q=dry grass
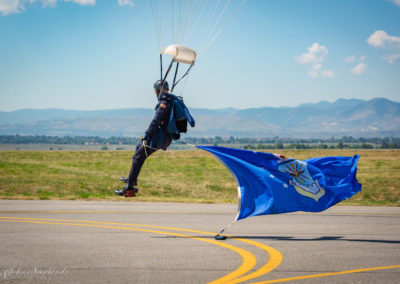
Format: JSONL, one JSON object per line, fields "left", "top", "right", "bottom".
{"left": 0, "top": 149, "right": 399, "bottom": 205}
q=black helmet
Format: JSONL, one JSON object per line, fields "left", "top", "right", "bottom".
{"left": 153, "top": 80, "right": 169, "bottom": 93}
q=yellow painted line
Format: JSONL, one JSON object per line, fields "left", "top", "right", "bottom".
{"left": 252, "top": 265, "right": 400, "bottom": 284}
{"left": 227, "top": 238, "right": 282, "bottom": 284}
{"left": 0, "top": 216, "right": 283, "bottom": 283}
{"left": 0, "top": 216, "right": 235, "bottom": 234}
{"left": 317, "top": 212, "right": 400, "bottom": 216}
{"left": 0, "top": 218, "right": 256, "bottom": 284}
{"left": 1, "top": 210, "right": 399, "bottom": 216}
{"left": 0, "top": 210, "right": 234, "bottom": 214}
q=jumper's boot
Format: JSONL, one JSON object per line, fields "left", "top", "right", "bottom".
{"left": 120, "top": 176, "right": 128, "bottom": 184}
{"left": 114, "top": 185, "right": 139, "bottom": 197}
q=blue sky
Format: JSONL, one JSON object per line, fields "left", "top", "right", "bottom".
{"left": 0, "top": 0, "right": 399, "bottom": 111}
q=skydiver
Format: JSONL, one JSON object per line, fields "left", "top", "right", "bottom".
{"left": 114, "top": 80, "right": 173, "bottom": 197}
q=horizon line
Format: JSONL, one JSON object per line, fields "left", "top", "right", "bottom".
{"left": 1, "top": 97, "right": 397, "bottom": 113}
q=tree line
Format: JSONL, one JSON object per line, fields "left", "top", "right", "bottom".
{"left": 1, "top": 135, "right": 399, "bottom": 149}
{"left": 183, "top": 136, "right": 400, "bottom": 149}
{"left": 0, "top": 135, "right": 140, "bottom": 145}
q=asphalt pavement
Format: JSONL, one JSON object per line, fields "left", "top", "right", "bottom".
{"left": 0, "top": 200, "right": 399, "bottom": 283}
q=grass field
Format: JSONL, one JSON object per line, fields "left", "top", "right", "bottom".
{"left": 0, "top": 149, "right": 399, "bottom": 205}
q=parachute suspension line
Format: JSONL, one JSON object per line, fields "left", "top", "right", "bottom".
{"left": 159, "top": 0, "right": 164, "bottom": 51}
{"left": 200, "top": 0, "right": 247, "bottom": 56}
{"left": 186, "top": 0, "right": 209, "bottom": 43}
{"left": 162, "top": 61, "right": 174, "bottom": 85}
{"left": 200, "top": 0, "right": 231, "bottom": 52}
{"left": 171, "top": 0, "right": 174, "bottom": 43}
{"left": 160, "top": 54, "right": 163, "bottom": 80}
{"left": 158, "top": 0, "right": 163, "bottom": 49}
{"left": 186, "top": 0, "right": 200, "bottom": 41}
{"left": 179, "top": 0, "right": 191, "bottom": 43}
{"left": 200, "top": 0, "right": 221, "bottom": 48}
{"left": 151, "top": 0, "right": 246, "bottom": 95}
{"left": 150, "top": 0, "right": 162, "bottom": 53}
{"left": 180, "top": 0, "right": 199, "bottom": 45}
{"left": 178, "top": 71, "right": 191, "bottom": 97}
{"left": 149, "top": 0, "right": 158, "bottom": 51}
{"left": 174, "top": 0, "right": 179, "bottom": 43}
{"left": 176, "top": 0, "right": 185, "bottom": 43}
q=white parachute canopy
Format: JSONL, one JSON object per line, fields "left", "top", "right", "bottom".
{"left": 150, "top": 0, "right": 246, "bottom": 92}
{"left": 162, "top": 44, "right": 196, "bottom": 65}
{"left": 150, "top": 0, "right": 247, "bottom": 56}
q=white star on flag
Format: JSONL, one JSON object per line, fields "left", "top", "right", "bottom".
{"left": 283, "top": 183, "right": 289, "bottom": 189}
{"left": 269, "top": 174, "right": 275, "bottom": 178}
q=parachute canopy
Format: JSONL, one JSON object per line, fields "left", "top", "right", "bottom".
{"left": 163, "top": 44, "right": 196, "bottom": 65}
{"left": 150, "top": 0, "right": 247, "bottom": 92}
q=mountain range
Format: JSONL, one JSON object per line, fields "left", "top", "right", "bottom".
{"left": 1, "top": 98, "right": 399, "bottom": 138}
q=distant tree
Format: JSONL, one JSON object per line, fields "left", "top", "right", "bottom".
{"left": 361, "top": 143, "right": 373, "bottom": 149}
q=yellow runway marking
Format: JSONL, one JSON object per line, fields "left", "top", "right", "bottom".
{"left": 0, "top": 210, "right": 399, "bottom": 216}
{"left": 1, "top": 215, "right": 398, "bottom": 283}
{"left": 0, "top": 216, "right": 283, "bottom": 283}
{"left": 228, "top": 238, "right": 282, "bottom": 284}
{"left": 252, "top": 265, "right": 400, "bottom": 283}
{"left": 0, "top": 210, "right": 234, "bottom": 214}
{"left": 0, "top": 218, "right": 256, "bottom": 284}
{"left": 318, "top": 212, "right": 400, "bottom": 216}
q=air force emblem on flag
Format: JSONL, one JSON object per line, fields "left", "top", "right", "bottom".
{"left": 278, "top": 159, "right": 325, "bottom": 202}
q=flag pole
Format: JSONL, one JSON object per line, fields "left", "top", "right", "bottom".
{"left": 215, "top": 220, "right": 236, "bottom": 240}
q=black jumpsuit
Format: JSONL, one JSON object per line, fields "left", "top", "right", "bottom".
{"left": 127, "top": 94, "right": 173, "bottom": 188}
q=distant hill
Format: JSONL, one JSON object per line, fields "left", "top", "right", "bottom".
{"left": 1, "top": 98, "right": 399, "bottom": 138}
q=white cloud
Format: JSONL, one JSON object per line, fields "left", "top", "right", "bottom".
{"left": 0, "top": 0, "right": 127, "bottom": 15}
{"left": 351, "top": 62, "right": 367, "bottom": 75}
{"left": 312, "top": 64, "right": 322, "bottom": 70}
{"left": 295, "top": 42, "right": 328, "bottom": 64}
{"left": 367, "top": 30, "right": 400, "bottom": 64}
{"left": 308, "top": 63, "right": 322, "bottom": 78}
{"left": 0, "top": 0, "right": 23, "bottom": 15}
{"left": 345, "top": 55, "right": 355, "bottom": 63}
{"left": 321, "top": 70, "right": 335, "bottom": 78}
{"left": 346, "top": 55, "right": 367, "bottom": 74}
{"left": 41, "top": 0, "right": 58, "bottom": 7}
{"left": 367, "top": 30, "right": 400, "bottom": 49}
{"left": 67, "top": 0, "right": 95, "bottom": 5}
{"left": 308, "top": 69, "right": 318, "bottom": 78}
{"left": 295, "top": 43, "right": 333, "bottom": 78}
{"left": 388, "top": 0, "right": 400, "bottom": 7}
{"left": 118, "top": 0, "right": 134, "bottom": 7}
{"left": 383, "top": 54, "right": 400, "bottom": 64}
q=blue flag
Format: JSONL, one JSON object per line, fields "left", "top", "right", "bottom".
{"left": 197, "top": 146, "right": 361, "bottom": 221}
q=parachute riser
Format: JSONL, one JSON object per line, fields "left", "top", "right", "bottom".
{"left": 172, "top": 62, "right": 180, "bottom": 92}
{"left": 171, "top": 63, "right": 194, "bottom": 92}
{"left": 158, "top": 60, "right": 174, "bottom": 93}
{"left": 159, "top": 57, "right": 194, "bottom": 93}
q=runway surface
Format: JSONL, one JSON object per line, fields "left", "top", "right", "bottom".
{"left": 0, "top": 200, "right": 399, "bottom": 283}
